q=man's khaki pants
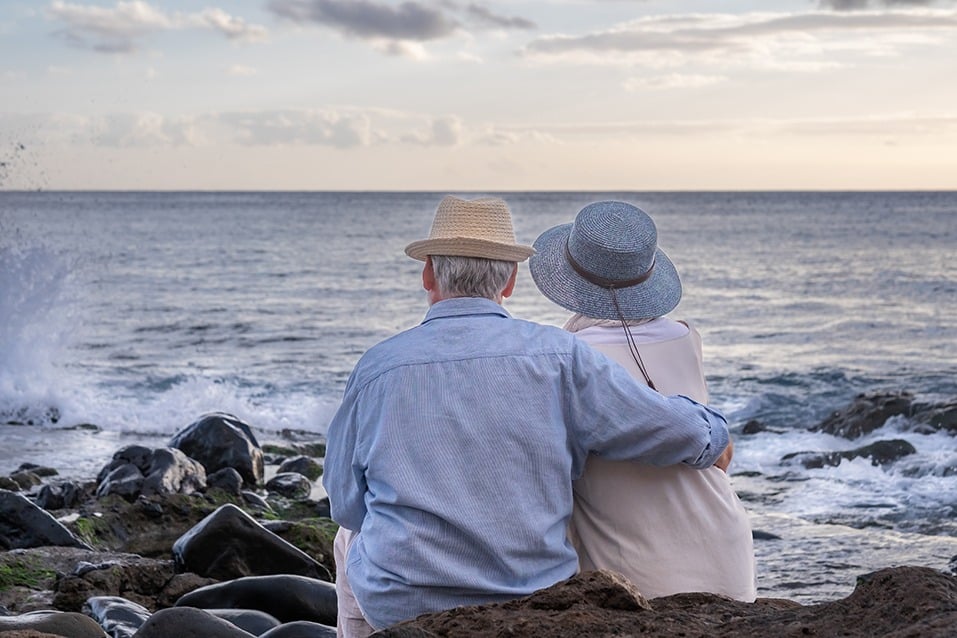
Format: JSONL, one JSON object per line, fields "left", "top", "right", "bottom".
{"left": 334, "top": 527, "right": 376, "bottom": 638}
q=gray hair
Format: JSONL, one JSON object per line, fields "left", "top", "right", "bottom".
{"left": 431, "top": 255, "right": 516, "bottom": 301}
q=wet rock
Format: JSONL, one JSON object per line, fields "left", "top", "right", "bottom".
{"left": 811, "top": 391, "right": 914, "bottom": 439}
{"left": 16, "top": 464, "right": 58, "bottom": 478}
{"left": 205, "top": 609, "right": 282, "bottom": 635}
{"left": 52, "top": 555, "right": 179, "bottom": 612}
{"left": 172, "top": 503, "right": 327, "bottom": 581}
{"left": 207, "top": 468, "right": 244, "bottom": 495}
{"left": 0, "top": 610, "right": 107, "bottom": 637}
{"left": 265, "top": 473, "right": 313, "bottom": 500}
{"left": 782, "top": 438, "right": 917, "bottom": 469}
{"left": 132, "top": 607, "right": 256, "bottom": 638}
{"left": 276, "top": 456, "right": 322, "bottom": 482}
{"left": 95, "top": 446, "right": 206, "bottom": 501}
{"left": 83, "top": 596, "right": 151, "bottom": 638}
{"left": 378, "top": 566, "right": 957, "bottom": 637}
{"left": 169, "top": 413, "right": 264, "bottom": 488}
{"left": 259, "top": 519, "right": 337, "bottom": 580}
{"left": 9, "top": 470, "right": 42, "bottom": 491}
{"left": 913, "top": 399, "right": 957, "bottom": 434}
{"left": 259, "top": 620, "right": 337, "bottom": 637}
{"left": 0, "top": 476, "right": 21, "bottom": 491}
{"left": 35, "top": 481, "right": 92, "bottom": 511}
{"left": 175, "top": 574, "right": 337, "bottom": 625}
{"left": 0, "top": 490, "right": 92, "bottom": 550}
{"left": 240, "top": 490, "right": 272, "bottom": 512}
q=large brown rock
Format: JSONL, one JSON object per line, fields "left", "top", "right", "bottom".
{"left": 375, "top": 566, "right": 957, "bottom": 637}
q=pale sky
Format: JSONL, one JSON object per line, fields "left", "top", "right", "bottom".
{"left": 2, "top": 0, "right": 956, "bottom": 190}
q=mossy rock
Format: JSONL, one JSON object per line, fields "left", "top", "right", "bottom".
{"left": 264, "top": 517, "right": 338, "bottom": 579}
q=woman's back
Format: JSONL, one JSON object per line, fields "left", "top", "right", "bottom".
{"left": 568, "top": 317, "right": 757, "bottom": 601}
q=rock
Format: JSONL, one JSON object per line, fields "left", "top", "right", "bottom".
{"left": 168, "top": 413, "right": 264, "bottom": 488}
{"left": 259, "top": 621, "right": 337, "bottom": 637}
{"left": 265, "top": 473, "right": 313, "bottom": 500}
{"left": 378, "top": 566, "right": 957, "bottom": 638}
{"left": 0, "top": 610, "right": 108, "bottom": 637}
{"left": 35, "top": 481, "right": 92, "bottom": 511}
{"left": 16, "top": 464, "right": 58, "bottom": 478}
{"left": 207, "top": 468, "right": 244, "bottom": 495}
{"left": 96, "top": 446, "right": 207, "bottom": 502}
{"left": 276, "top": 457, "right": 323, "bottom": 482}
{"left": 0, "top": 476, "right": 20, "bottom": 491}
{"left": 0, "top": 490, "right": 92, "bottom": 550}
{"left": 913, "top": 400, "right": 957, "bottom": 434}
{"left": 131, "top": 607, "right": 256, "bottom": 638}
{"left": 175, "top": 574, "right": 337, "bottom": 625}
{"left": 240, "top": 491, "right": 272, "bottom": 512}
{"left": 204, "top": 609, "right": 282, "bottom": 635}
{"left": 52, "top": 555, "right": 181, "bottom": 613}
{"left": 782, "top": 438, "right": 917, "bottom": 469}
{"left": 83, "top": 596, "right": 151, "bottom": 638}
{"left": 811, "top": 391, "right": 914, "bottom": 439}
{"left": 259, "top": 519, "right": 337, "bottom": 580}
{"left": 172, "top": 504, "right": 328, "bottom": 581}
{"left": 9, "top": 471, "right": 42, "bottom": 491}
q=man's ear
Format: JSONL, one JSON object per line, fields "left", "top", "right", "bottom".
{"left": 423, "top": 256, "right": 436, "bottom": 292}
{"left": 501, "top": 263, "right": 518, "bottom": 299}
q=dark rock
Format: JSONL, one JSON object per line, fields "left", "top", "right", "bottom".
{"left": 168, "top": 413, "right": 264, "bottom": 487}
{"left": 315, "top": 498, "right": 330, "bottom": 519}
{"left": 0, "top": 490, "right": 92, "bottom": 550}
{"left": 83, "top": 596, "right": 151, "bottom": 638}
{"left": 265, "top": 473, "right": 313, "bottom": 500}
{"left": 9, "top": 471, "right": 42, "bottom": 491}
{"left": 913, "top": 400, "right": 957, "bottom": 434}
{"left": 35, "top": 481, "right": 92, "bottom": 511}
{"left": 740, "top": 419, "right": 767, "bottom": 435}
{"left": 95, "top": 446, "right": 206, "bottom": 502}
{"left": 52, "top": 555, "right": 179, "bottom": 612}
{"left": 377, "top": 566, "right": 957, "bottom": 637}
{"left": 751, "top": 530, "right": 781, "bottom": 540}
{"left": 240, "top": 490, "right": 272, "bottom": 512}
{"left": 276, "top": 457, "right": 322, "bottom": 482}
{"left": 259, "top": 621, "right": 337, "bottom": 637}
{"left": 0, "top": 610, "right": 108, "bottom": 637}
{"left": 131, "top": 607, "right": 256, "bottom": 638}
{"left": 175, "top": 574, "right": 337, "bottom": 625}
{"left": 259, "top": 519, "right": 337, "bottom": 580}
{"left": 205, "top": 609, "right": 282, "bottom": 635}
{"left": 0, "top": 476, "right": 21, "bottom": 491}
{"left": 16, "top": 464, "right": 58, "bottom": 478}
{"left": 172, "top": 503, "right": 327, "bottom": 581}
{"left": 811, "top": 391, "right": 914, "bottom": 439}
{"left": 207, "top": 468, "right": 244, "bottom": 495}
{"left": 782, "top": 438, "right": 917, "bottom": 469}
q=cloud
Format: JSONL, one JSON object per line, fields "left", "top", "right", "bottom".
{"left": 623, "top": 73, "right": 727, "bottom": 91}
{"left": 820, "top": 0, "right": 946, "bottom": 9}
{"left": 267, "top": 0, "right": 535, "bottom": 55}
{"left": 47, "top": 1, "right": 267, "bottom": 53}
{"left": 227, "top": 64, "right": 258, "bottom": 77}
{"left": 521, "top": 9, "right": 957, "bottom": 68}
{"left": 402, "top": 116, "right": 464, "bottom": 146}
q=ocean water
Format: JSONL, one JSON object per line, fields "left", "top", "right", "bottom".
{"left": 1, "top": 190, "right": 956, "bottom": 602}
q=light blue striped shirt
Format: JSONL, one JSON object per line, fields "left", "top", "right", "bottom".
{"left": 323, "top": 297, "right": 728, "bottom": 629}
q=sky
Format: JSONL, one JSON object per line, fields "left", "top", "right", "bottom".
{"left": 1, "top": 0, "right": 956, "bottom": 190}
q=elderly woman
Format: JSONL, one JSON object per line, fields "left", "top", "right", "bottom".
{"left": 529, "top": 200, "right": 756, "bottom": 601}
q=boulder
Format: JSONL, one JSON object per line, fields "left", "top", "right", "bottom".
{"left": 172, "top": 504, "right": 327, "bottom": 581}
{"left": 259, "top": 621, "right": 337, "bottom": 637}
{"left": 276, "top": 456, "right": 323, "bottom": 482}
{"left": 913, "top": 400, "right": 957, "bottom": 434}
{"left": 131, "top": 607, "right": 256, "bottom": 638}
{"left": 0, "top": 490, "right": 92, "bottom": 550}
{"left": 378, "top": 566, "right": 957, "bottom": 638}
{"left": 782, "top": 438, "right": 917, "bottom": 469}
{"left": 35, "top": 481, "right": 92, "bottom": 511}
{"left": 207, "top": 468, "right": 244, "bottom": 495}
{"left": 265, "top": 473, "right": 313, "bottom": 500}
{"left": 168, "top": 413, "right": 264, "bottom": 487}
{"left": 83, "top": 596, "right": 151, "bottom": 638}
{"left": 811, "top": 391, "right": 914, "bottom": 439}
{"left": 95, "top": 446, "right": 206, "bottom": 501}
{"left": 52, "top": 555, "right": 181, "bottom": 613}
{"left": 0, "top": 610, "right": 107, "bottom": 637}
{"left": 175, "top": 574, "right": 337, "bottom": 625}
{"left": 204, "top": 609, "right": 282, "bottom": 635}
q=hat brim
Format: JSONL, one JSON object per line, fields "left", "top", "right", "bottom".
{"left": 529, "top": 223, "right": 682, "bottom": 320}
{"left": 405, "top": 237, "right": 535, "bottom": 262}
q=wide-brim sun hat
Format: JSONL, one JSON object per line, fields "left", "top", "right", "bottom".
{"left": 405, "top": 195, "right": 535, "bottom": 262}
{"left": 529, "top": 200, "right": 681, "bottom": 321}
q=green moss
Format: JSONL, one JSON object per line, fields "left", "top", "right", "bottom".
{"left": 0, "top": 560, "right": 57, "bottom": 591}
{"left": 72, "top": 514, "right": 109, "bottom": 548}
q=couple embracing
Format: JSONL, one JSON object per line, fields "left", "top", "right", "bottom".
{"left": 323, "top": 195, "right": 756, "bottom": 636}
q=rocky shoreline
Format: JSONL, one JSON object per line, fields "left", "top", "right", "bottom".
{"left": 2, "top": 399, "right": 957, "bottom": 637}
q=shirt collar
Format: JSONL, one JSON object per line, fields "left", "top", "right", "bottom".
{"left": 422, "top": 297, "right": 511, "bottom": 324}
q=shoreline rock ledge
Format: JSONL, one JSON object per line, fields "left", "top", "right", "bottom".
{"left": 375, "top": 566, "right": 957, "bottom": 637}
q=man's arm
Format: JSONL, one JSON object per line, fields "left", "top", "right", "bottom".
{"left": 567, "top": 342, "right": 730, "bottom": 469}
{"left": 322, "top": 375, "right": 368, "bottom": 532}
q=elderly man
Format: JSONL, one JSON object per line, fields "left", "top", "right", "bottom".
{"left": 323, "top": 195, "right": 730, "bottom": 636}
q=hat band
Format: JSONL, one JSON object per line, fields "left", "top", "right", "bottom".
{"left": 564, "top": 241, "right": 656, "bottom": 289}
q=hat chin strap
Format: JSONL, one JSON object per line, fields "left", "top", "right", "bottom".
{"left": 564, "top": 241, "right": 657, "bottom": 391}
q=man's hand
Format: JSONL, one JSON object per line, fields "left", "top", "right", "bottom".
{"left": 714, "top": 437, "right": 734, "bottom": 472}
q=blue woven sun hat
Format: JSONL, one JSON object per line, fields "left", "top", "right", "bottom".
{"left": 529, "top": 201, "right": 681, "bottom": 321}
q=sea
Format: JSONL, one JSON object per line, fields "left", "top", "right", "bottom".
{"left": 1, "top": 191, "right": 955, "bottom": 603}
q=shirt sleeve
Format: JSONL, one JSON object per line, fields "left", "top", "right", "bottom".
{"left": 321, "top": 372, "right": 368, "bottom": 531}
{"left": 566, "top": 341, "right": 729, "bottom": 470}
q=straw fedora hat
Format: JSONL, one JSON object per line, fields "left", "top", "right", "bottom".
{"left": 405, "top": 196, "right": 535, "bottom": 262}
{"left": 529, "top": 201, "right": 681, "bottom": 320}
